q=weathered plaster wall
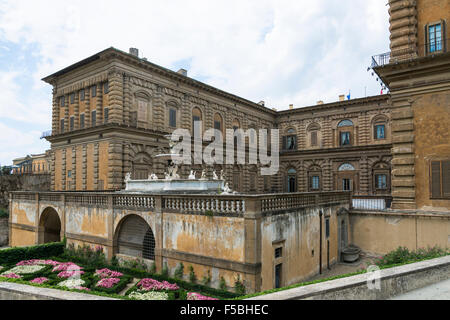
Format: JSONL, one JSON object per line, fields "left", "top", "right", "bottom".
{"left": 0, "top": 218, "right": 8, "bottom": 246}
{"left": 0, "top": 174, "right": 50, "bottom": 210}
{"left": 350, "top": 211, "right": 450, "bottom": 255}
{"left": 260, "top": 205, "right": 343, "bottom": 291}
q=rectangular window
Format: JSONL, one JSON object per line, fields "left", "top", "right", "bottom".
{"left": 311, "top": 131, "right": 318, "bottom": 146}
{"left": 430, "top": 161, "right": 450, "bottom": 199}
{"left": 340, "top": 132, "right": 351, "bottom": 146}
{"left": 169, "top": 108, "right": 177, "bottom": 127}
{"left": 375, "top": 125, "right": 385, "bottom": 139}
{"left": 429, "top": 24, "right": 442, "bottom": 53}
{"left": 275, "top": 247, "right": 283, "bottom": 259}
{"left": 60, "top": 119, "right": 65, "bottom": 133}
{"left": 375, "top": 174, "right": 387, "bottom": 190}
{"left": 103, "top": 82, "right": 109, "bottom": 94}
{"left": 325, "top": 218, "right": 330, "bottom": 238}
{"left": 70, "top": 116, "right": 74, "bottom": 131}
{"left": 60, "top": 96, "right": 65, "bottom": 107}
{"left": 80, "top": 89, "right": 85, "bottom": 101}
{"left": 104, "top": 108, "right": 109, "bottom": 123}
{"left": 214, "top": 120, "right": 221, "bottom": 131}
{"left": 283, "top": 135, "right": 297, "bottom": 151}
{"left": 343, "top": 179, "right": 351, "bottom": 191}
{"left": 80, "top": 114, "right": 85, "bottom": 129}
{"left": 67, "top": 170, "right": 72, "bottom": 178}
{"left": 311, "top": 176, "right": 320, "bottom": 190}
{"left": 275, "top": 264, "right": 282, "bottom": 289}
{"left": 91, "top": 85, "right": 97, "bottom": 97}
{"left": 70, "top": 93, "right": 75, "bottom": 104}
{"left": 91, "top": 111, "right": 96, "bottom": 127}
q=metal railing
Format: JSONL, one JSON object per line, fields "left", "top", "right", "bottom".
{"left": 372, "top": 39, "right": 449, "bottom": 68}
{"left": 40, "top": 130, "right": 52, "bottom": 139}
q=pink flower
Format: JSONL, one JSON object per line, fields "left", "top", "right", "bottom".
{"left": 95, "top": 268, "right": 123, "bottom": 278}
{"left": 53, "top": 263, "right": 83, "bottom": 272}
{"left": 74, "top": 286, "right": 90, "bottom": 291}
{"left": 30, "top": 277, "right": 49, "bottom": 284}
{"left": 187, "top": 292, "right": 218, "bottom": 300}
{"left": 17, "top": 259, "right": 59, "bottom": 266}
{"left": 96, "top": 277, "right": 120, "bottom": 288}
{"left": 137, "top": 278, "right": 179, "bottom": 291}
{"left": 0, "top": 273, "right": 21, "bottom": 279}
{"left": 57, "top": 270, "right": 85, "bottom": 278}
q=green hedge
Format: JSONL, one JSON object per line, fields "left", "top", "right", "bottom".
{"left": 0, "top": 242, "right": 65, "bottom": 266}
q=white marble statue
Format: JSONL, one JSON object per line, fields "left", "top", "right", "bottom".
{"left": 188, "top": 170, "right": 196, "bottom": 180}
{"left": 125, "top": 172, "right": 132, "bottom": 182}
{"left": 148, "top": 173, "right": 158, "bottom": 180}
{"left": 200, "top": 170, "right": 207, "bottom": 180}
{"left": 212, "top": 170, "right": 219, "bottom": 180}
{"left": 223, "top": 182, "right": 232, "bottom": 194}
{"left": 220, "top": 170, "right": 225, "bottom": 180}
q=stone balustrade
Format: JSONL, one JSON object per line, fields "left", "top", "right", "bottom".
{"left": 10, "top": 191, "right": 351, "bottom": 215}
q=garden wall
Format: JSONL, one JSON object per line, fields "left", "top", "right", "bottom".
{"left": 0, "top": 218, "right": 7, "bottom": 247}
{"left": 0, "top": 174, "right": 50, "bottom": 210}
{"left": 350, "top": 210, "right": 450, "bottom": 255}
{"left": 248, "top": 255, "right": 450, "bottom": 300}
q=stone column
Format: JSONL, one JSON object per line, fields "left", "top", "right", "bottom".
{"left": 61, "top": 148, "right": 67, "bottom": 191}
{"left": 359, "top": 156, "right": 370, "bottom": 195}
{"left": 50, "top": 151, "right": 56, "bottom": 191}
{"left": 153, "top": 86, "right": 165, "bottom": 131}
{"left": 108, "top": 69, "right": 124, "bottom": 124}
{"left": 74, "top": 91, "right": 80, "bottom": 129}
{"left": 123, "top": 143, "right": 132, "bottom": 189}
{"left": 71, "top": 146, "right": 77, "bottom": 191}
{"left": 154, "top": 196, "right": 164, "bottom": 273}
{"left": 390, "top": 97, "right": 416, "bottom": 209}
{"left": 63, "top": 95, "right": 69, "bottom": 133}
{"left": 322, "top": 159, "right": 333, "bottom": 191}
{"left": 82, "top": 144, "right": 87, "bottom": 191}
{"left": 181, "top": 94, "right": 191, "bottom": 130}
{"left": 93, "top": 143, "right": 99, "bottom": 190}
{"left": 108, "top": 141, "right": 123, "bottom": 190}
{"left": 123, "top": 75, "right": 131, "bottom": 125}
{"left": 96, "top": 83, "right": 103, "bottom": 125}
{"left": 52, "top": 89, "right": 59, "bottom": 134}
{"left": 85, "top": 87, "right": 91, "bottom": 127}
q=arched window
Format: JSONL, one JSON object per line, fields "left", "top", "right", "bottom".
{"left": 338, "top": 120, "right": 354, "bottom": 127}
{"left": 372, "top": 115, "right": 388, "bottom": 140}
{"left": 287, "top": 168, "right": 297, "bottom": 193}
{"left": 283, "top": 128, "right": 297, "bottom": 151}
{"left": 192, "top": 107, "right": 203, "bottom": 133}
{"left": 338, "top": 163, "right": 355, "bottom": 171}
{"left": 115, "top": 215, "right": 155, "bottom": 260}
{"left": 307, "top": 123, "right": 321, "bottom": 147}
{"left": 167, "top": 101, "right": 178, "bottom": 128}
{"left": 372, "top": 162, "right": 390, "bottom": 193}
{"left": 213, "top": 113, "right": 224, "bottom": 138}
{"left": 308, "top": 165, "right": 322, "bottom": 191}
{"left": 338, "top": 120, "right": 354, "bottom": 146}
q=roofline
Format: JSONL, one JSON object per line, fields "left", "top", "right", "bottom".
{"left": 277, "top": 94, "right": 390, "bottom": 116}
{"left": 41, "top": 47, "right": 277, "bottom": 116}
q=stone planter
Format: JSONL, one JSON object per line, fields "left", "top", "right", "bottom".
{"left": 342, "top": 245, "right": 361, "bottom": 263}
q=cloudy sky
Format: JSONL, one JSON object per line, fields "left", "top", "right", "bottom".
{"left": 0, "top": 0, "right": 389, "bottom": 166}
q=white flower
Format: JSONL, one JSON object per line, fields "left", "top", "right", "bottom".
{"left": 129, "top": 291, "right": 169, "bottom": 300}
{"left": 2, "top": 265, "right": 45, "bottom": 275}
{"left": 58, "top": 279, "right": 86, "bottom": 289}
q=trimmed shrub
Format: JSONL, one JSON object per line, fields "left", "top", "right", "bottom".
{"left": 0, "top": 242, "right": 64, "bottom": 266}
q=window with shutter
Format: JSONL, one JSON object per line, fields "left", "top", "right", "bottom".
{"left": 80, "top": 114, "right": 85, "bottom": 129}
{"left": 430, "top": 160, "right": 450, "bottom": 199}
{"left": 311, "top": 131, "right": 318, "bottom": 146}
{"left": 60, "top": 119, "right": 65, "bottom": 133}
{"left": 70, "top": 116, "right": 74, "bottom": 131}
{"left": 91, "top": 111, "right": 96, "bottom": 127}
{"left": 104, "top": 108, "right": 109, "bottom": 123}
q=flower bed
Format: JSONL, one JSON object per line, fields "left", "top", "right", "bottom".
{"left": 30, "top": 277, "right": 49, "bottom": 284}
{"left": 129, "top": 291, "right": 169, "bottom": 300}
{"left": 95, "top": 268, "right": 123, "bottom": 278}
{"left": 137, "top": 278, "right": 180, "bottom": 291}
{"left": 187, "top": 292, "right": 219, "bottom": 300}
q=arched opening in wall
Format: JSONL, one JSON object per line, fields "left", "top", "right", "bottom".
{"left": 307, "top": 123, "right": 321, "bottom": 147}
{"left": 39, "top": 207, "right": 61, "bottom": 244}
{"left": 308, "top": 165, "right": 322, "bottom": 192}
{"left": 337, "top": 119, "right": 354, "bottom": 147}
{"left": 114, "top": 215, "right": 155, "bottom": 261}
{"left": 213, "top": 113, "right": 224, "bottom": 139}
{"left": 372, "top": 162, "right": 390, "bottom": 194}
{"left": 372, "top": 115, "right": 388, "bottom": 141}
{"left": 336, "top": 163, "right": 358, "bottom": 192}
{"left": 131, "top": 152, "right": 153, "bottom": 180}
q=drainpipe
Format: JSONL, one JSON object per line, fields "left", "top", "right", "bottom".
{"left": 319, "top": 211, "right": 323, "bottom": 275}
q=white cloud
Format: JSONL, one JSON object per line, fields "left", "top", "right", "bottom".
{"left": 0, "top": 0, "right": 390, "bottom": 164}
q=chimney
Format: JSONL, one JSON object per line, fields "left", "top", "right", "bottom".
{"left": 129, "top": 48, "right": 139, "bottom": 57}
{"left": 272, "top": 107, "right": 277, "bottom": 111}
{"left": 339, "top": 95, "right": 345, "bottom": 102}
{"left": 289, "top": 104, "right": 294, "bottom": 110}
{"left": 258, "top": 101, "right": 265, "bottom": 107}
{"left": 317, "top": 100, "right": 324, "bottom": 105}
{"left": 177, "top": 68, "right": 187, "bottom": 76}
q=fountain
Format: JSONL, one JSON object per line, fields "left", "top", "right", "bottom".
{"left": 123, "top": 135, "right": 231, "bottom": 194}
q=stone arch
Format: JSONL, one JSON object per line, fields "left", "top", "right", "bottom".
{"left": 114, "top": 214, "right": 156, "bottom": 261}
{"left": 38, "top": 207, "right": 61, "bottom": 244}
